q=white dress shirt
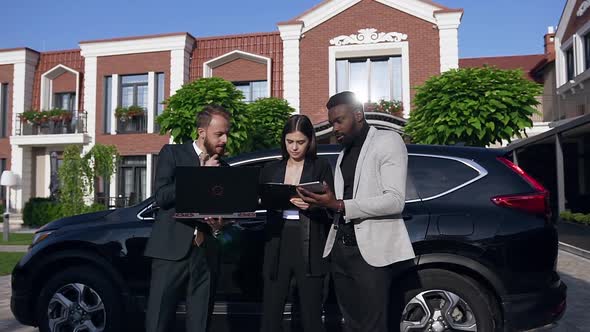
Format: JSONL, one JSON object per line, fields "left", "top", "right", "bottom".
{"left": 192, "top": 141, "right": 204, "bottom": 236}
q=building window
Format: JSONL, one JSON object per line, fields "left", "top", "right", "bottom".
{"left": 154, "top": 73, "right": 165, "bottom": 132}
{"left": 0, "top": 83, "right": 8, "bottom": 138}
{"left": 566, "top": 47, "right": 575, "bottom": 81}
{"left": 118, "top": 156, "right": 147, "bottom": 206}
{"left": 585, "top": 33, "right": 590, "bottom": 71}
{"left": 336, "top": 56, "right": 403, "bottom": 103}
{"left": 234, "top": 81, "right": 268, "bottom": 103}
{"left": 121, "top": 74, "right": 148, "bottom": 108}
{"left": 54, "top": 92, "right": 75, "bottom": 111}
{"left": 0, "top": 159, "right": 6, "bottom": 203}
{"left": 118, "top": 74, "right": 148, "bottom": 134}
{"left": 104, "top": 76, "right": 112, "bottom": 133}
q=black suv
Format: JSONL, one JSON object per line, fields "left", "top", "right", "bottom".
{"left": 11, "top": 144, "right": 566, "bottom": 332}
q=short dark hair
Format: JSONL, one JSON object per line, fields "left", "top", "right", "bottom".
{"left": 280, "top": 115, "right": 317, "bottom": 160}
{"left": 326, "top": 91, "right": 363, "bottom": 113}
{"left": 196, "top": 105, "right": 231, "bottom": 129}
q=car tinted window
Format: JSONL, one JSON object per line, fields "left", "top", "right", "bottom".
{"left": 409, "top": 155, "right": 480, "bottom": 199}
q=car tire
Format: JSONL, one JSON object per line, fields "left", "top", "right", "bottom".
{"left": 35, "top": 265, "right": 123, "bottom": 332}
{"left": 391, "top": 268, "right": 499, "bottom": 332}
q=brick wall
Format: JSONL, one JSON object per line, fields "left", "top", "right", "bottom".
{"left": 95, "top": 51, "right": 171, "bottom": 156}
{"left": 299, "top": 0, "right": 441, "bottom": 123}
{"left": 212, "top": 58, "right": 267, "bottom": 82}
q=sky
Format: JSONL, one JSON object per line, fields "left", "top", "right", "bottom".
{"left": 0, "top": 0, "right": 566, "bottom": 58}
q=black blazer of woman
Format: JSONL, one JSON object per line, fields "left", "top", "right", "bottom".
{"left": 259, "top": 157, "right": 334, "bottom": 280}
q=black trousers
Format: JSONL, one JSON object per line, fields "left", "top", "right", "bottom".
{"left": 331, "top": 239, "right": 395, "bottom": 332}
{"left": 145, "top": 239, "right": 218, "bottom": 332}
{"left": 261, "top": 220, "right": 326, "bottom": 332}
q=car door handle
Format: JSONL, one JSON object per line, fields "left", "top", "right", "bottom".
{"left": 402, "top": 214, "right": 413, "bottom": 221}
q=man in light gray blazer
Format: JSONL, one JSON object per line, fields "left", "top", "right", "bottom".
{"left": 298, "top": 91, "right": 415, "bottom": 332}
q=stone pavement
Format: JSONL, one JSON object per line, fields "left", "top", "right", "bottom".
{"left": 1, "top": 250, "right": 589, "bottom": 332}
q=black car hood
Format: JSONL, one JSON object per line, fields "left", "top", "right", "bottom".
{"left": 39, "top": 209, "right": 116, "bottom": 231}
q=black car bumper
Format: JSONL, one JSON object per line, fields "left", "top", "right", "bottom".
{"left": 10, "top": 291, "right": 35, "bottom": 326}
{"left": 501, "top": 278, "right": 567, "bottom": 331}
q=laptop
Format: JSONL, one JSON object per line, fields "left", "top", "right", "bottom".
{"left": 174, "top": 166, "right": 260, "bottom": 219}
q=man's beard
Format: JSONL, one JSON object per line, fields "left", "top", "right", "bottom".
{"left": 204, "top": 136, "right": 225, "bottom": 156}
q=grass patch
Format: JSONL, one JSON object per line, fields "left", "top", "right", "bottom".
{"left": 0, "top": 233, "right": 34, "bottom": 245}
{"left": 0, "top": 252, "right": 25, "bottom": 276}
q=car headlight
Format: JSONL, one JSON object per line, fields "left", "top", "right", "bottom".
{"left": 31, "top": 230, "right": 53, "bottom": 247}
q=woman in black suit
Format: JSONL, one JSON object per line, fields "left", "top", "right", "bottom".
{"left": 259, "top": 115, "right": 333, "bottom": 332}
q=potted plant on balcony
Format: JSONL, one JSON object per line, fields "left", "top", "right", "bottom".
{"left": 19, "top": 110, "right": 44, "bottom": 134}
{"left": 48, "top": 108, "right": 73, "bottom": 134}
{"left": 365, "top": 99, "right": 404, "bottom": 117}
{"left": 115, "top": 105, "right": 145, "bottom": 122}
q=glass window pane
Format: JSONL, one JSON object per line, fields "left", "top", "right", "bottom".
{"left": 349, "top": 61, "right": 368, "bottom": 102}
{"left": 391, "top": 56, "right": 403, "bottom": 102}
{"left": 136, "top": 85, "right": 148, "bottom": 109}
{"left": 1, "top": 84, "right": 7, "bottom": 137}
{"left": 409, "top": 156, "right": 479, "bottom": 199}
{"left": 121, "top": 86, "right": 134, "bottom": 107}
{"left": 156, "top": 73, "right": 165, "bottom": 116}
{"left": 104, "top": 76, "right": 112, "bottom": 133}
{"left": 251, "top": 81, "right": 268, "bottom": 100}
{"left": 235, "top": 84, "right": 251, "bottom": 102}
{"left": 123, "top": 168, "right": 133, "bottom": 197}
{"left": 585, "top": 33, "right": 590, "bottom": 71}
{"left": 336, "top": 60, "right": 348, "bottom": 92}
{"left": 566, "top": 48, "right": 575, "bottom": 80}
{"left": 370, "top": 59, "right": 390, "bottom": 102}
{"left": 139, "top": 168, "right": 147, "bottom": 201}
{"left": 121, "top": 74, "right": 148, "bottom": 84}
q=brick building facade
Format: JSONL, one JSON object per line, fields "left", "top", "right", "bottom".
{"left": 0, "top": 0, "right": 462, "bottom": 212}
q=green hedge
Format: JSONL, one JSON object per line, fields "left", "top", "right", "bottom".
{"left": 23, "top": 198, "right": 107, "bottom": 227}
{"left": 23, "top": 198, "right": 62, "bottom": 227}
{"left": 560, "top": 210, "right": 590, "bottom": 225}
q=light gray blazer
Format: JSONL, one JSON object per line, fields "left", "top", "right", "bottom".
{"left": 323, "top": 126, "right": 415, "bottom": 267}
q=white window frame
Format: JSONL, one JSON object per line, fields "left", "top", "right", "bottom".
{"left": 203, "top": 50, "right": 272, "bottom": 99}
{"left": 335, "top": 56, "right": 402, "bottom": 104}
{"left": 40, "top": 64, "right": 80, "bottom": 111}
{"left": 329, "top": 42, "right": 410, "bottom": 118}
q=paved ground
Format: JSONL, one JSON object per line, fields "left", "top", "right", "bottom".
{"left": 1, "top": 250, "right": 589, "bottom": 332}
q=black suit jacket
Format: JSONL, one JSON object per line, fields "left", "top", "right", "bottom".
{"left": 259, "top": 157, "right": 334, "bottom": 280}
{"left": 144, "top": 141, "right": 228, "bottom": 261}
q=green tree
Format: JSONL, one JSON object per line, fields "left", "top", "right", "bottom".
{"left": 58, "top": 144, "right": 119, "bottom": 217}
{"left": 156, "top": 77, "right": 252, "bottom": 156}
{"left": 405, "top": 67, "right": 543, "bottom": 146}
{"left": 248, "top": 97, "right": 294, "bottom": 150}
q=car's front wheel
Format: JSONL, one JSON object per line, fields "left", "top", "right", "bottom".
{"left": 36, "top": 266, "right": 122, "bottom": 332}
{"left": 392, "top": 269, "right": 499, "bottom": 332}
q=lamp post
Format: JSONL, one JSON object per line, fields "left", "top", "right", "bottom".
{"left": 1, "top": 170, "right": 17, "bottom": 242}
{"left": 49, "top": 151, "right": 59, "bottom": 199}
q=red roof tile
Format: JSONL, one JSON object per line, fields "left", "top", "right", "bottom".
{"left": 459, "top": 54, "right": 547, "bottom": 82}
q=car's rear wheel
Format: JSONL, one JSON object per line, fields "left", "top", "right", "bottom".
{"left": 392, "top": 269, "right": 499, "bottom": 332}
{"left": 36, "top": 266, "right": 122, "bottom": 332}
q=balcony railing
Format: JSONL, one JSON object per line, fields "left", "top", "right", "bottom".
{"left": 95, "top": 195, "right": 136, "bottom": 209}
{"left": 116, "top": 114, "right": 147, "bottom": 134}
{"left": 15, "top": 111, "right": 87, "bottom": 136}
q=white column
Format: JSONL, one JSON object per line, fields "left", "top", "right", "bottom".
{"left": 111, "top": 74, "right": 119, "bottom": 135}
{"left": 147, "top": 72, "right": 156, "bottom": 133}
{"left": 82, "top": 56, "right": 98, "bottom": 155}
{"left": 10, "top": 50, "right": 38, "bottom": 211}
{"left": 278, "top": 23, "right": 303, "bottom": 113}
{"left": 555, "top": 134, "right": 566, "bottom": 214}
{"left": 146, "top": 154, "right": 153, "bottom": 198}
{"left": 109, "top": 172, "right": 117, "bottom": 206}
{"left": 170, "top": 49, "right": 191, "bottom": 96}
{"left": 435, "top": 12, "right": 463, "bottom": 73}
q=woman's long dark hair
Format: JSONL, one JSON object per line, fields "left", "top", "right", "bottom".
{"left": 280, "top": 115, "right": 317, "bottom": 161}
